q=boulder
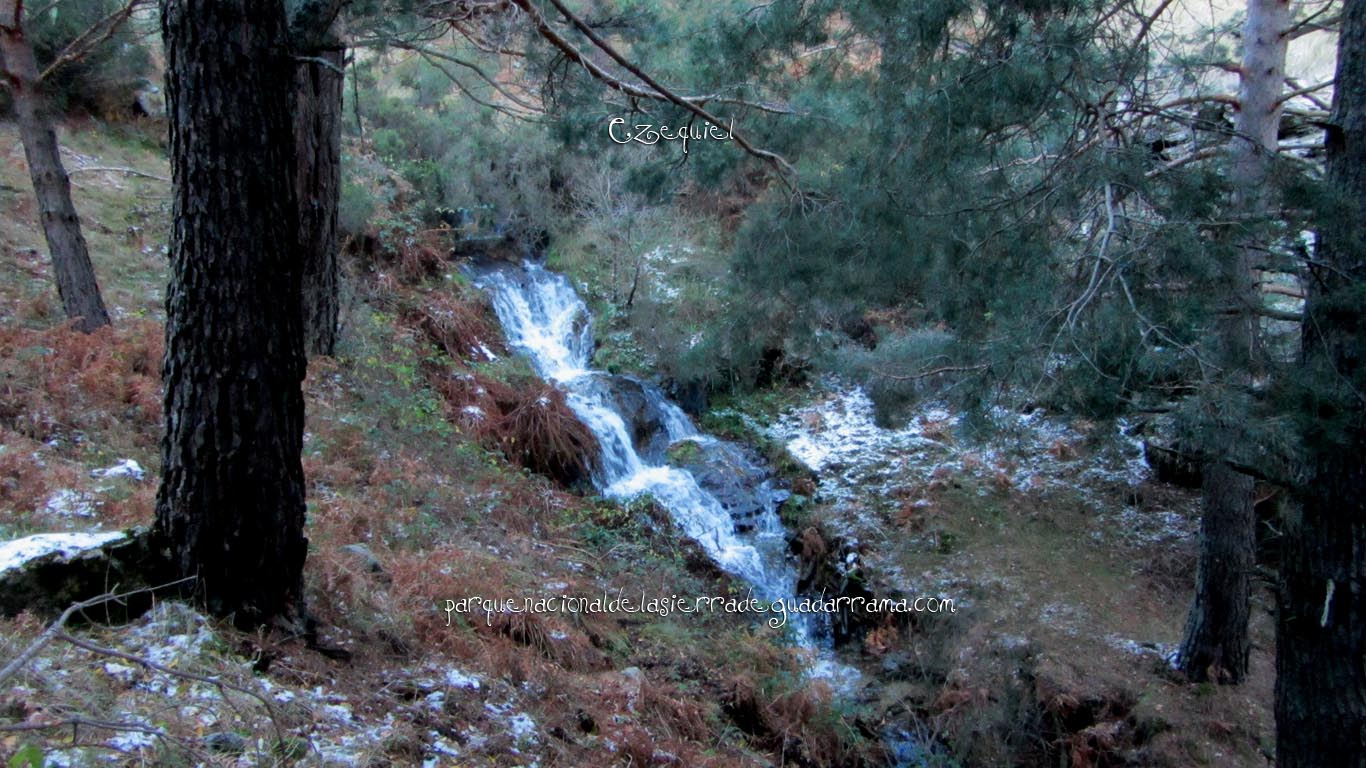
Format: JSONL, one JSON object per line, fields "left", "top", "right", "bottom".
{"left": 594, "top": 374, "right": 688, "bottom": 461}
{"left": 0, "top": 528, "right": 161, "bottom": 620}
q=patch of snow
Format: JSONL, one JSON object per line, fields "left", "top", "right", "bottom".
{"left": 91, "top": 459, "right": 146, "bottom": 481}
{"left": 0, "top": 531, "right": 126, "bottom": 573}
{"left": 43, "top": 489, "right": 96, "bottom": 518}
{"left": 1105, "top": 633, "right": 1175, "bottom": 662}
{"left": 103, "top": 662, "right": 137, "bottom": 683}
{"left": 445, "top": 667, "right": 481, "bottom": 690}
{"left": 108, "top": 728, "right": 159, "bottom": 751}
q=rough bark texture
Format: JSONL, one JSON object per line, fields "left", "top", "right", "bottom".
{"left": 290, "top": 2, "right": 345, "bottom": 357}
{"left": 1179, "top": 462, "right": 1255, "bottom": 681}
{"left": 1277, "top": 0, "right": 1366, "bottom": 762}
{"left": 154, "top": 0, "right": 308, "bottom": 627}
{"left": 0, "top": 1, "right": 111, "bottom": 333}
{"left": 1178, "top": 0, "right": 1288, "bottom": 684}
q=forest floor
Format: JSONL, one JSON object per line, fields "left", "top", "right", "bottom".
{"left": 0, "top": 119, "right": 1276, "bottom": 767}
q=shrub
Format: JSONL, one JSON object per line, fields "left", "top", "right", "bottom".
{"left": 0, "top": 320, "right": 163, "bottom": 445}
{"left": 825, "top": 328, "right": 958, "bottom": 425}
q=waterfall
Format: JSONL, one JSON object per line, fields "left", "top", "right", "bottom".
{"left": 475, "top": 261, "right": 789, "bottom": 593}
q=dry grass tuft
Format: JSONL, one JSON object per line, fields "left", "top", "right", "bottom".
{"left": 404, "top": 291, "right": 505, "bottom": 363}
{"left": 430, "top": 368, "right": 599, "bottom": 487}
{"left": 494, "top": 385, "right": 599, "bottom": 487}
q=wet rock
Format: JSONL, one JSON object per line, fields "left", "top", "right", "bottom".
{"left": 666, "top": 437, "right": 780, "bottom": 532}
{"left": 593, "top": 374, "right": 684, "bottom": 461}
{"left": 665, "top": 377, "right": 708, "bottom": 416}
{"left": 340, "top": 543, "right": 384, "bottom": 575}
{"left": 789, "top": 526, "right": 880, "bottom": 646}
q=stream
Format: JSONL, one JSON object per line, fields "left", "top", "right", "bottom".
{"left": 468, "top": 262, "right": 855, "bottom": 669}
{"left": 471, "top": 259, "right": 932, "bottom": 765}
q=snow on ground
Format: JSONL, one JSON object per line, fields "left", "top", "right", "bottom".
{"left": 0, "top": 530, "right": 127, "bottom": 573}
{"left": 765, "top": 380, "right": 1197, "bottom": 601}
{"left": 768, "top": 382, "right": 1161, "bottom": 520}
{"left": 5, "top": 594, "right": 546, "bottom": 767}
{"left": 90, "top": 459, "right": 146, "bottom": 481}
{"left": 42, "top": 488, "right": 96, "bottom": 518}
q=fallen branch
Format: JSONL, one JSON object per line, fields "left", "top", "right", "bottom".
{"left": 1276, "top": 78, "right": 1334, "bottom": 107}
{"left": 876, "top": 363, "right": 990, "bottom": 382}
{"left": 0, "top": 590, "right": 120, "bottom": 687}
{"left": 0, "top": 582, "right": 295, "bottom": 757}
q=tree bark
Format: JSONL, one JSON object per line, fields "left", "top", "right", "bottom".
{"left": 154, "top": 0, "right": 308, "bottom": 627}
{"left": 0, "top": 1, "right": 111, "bottom": 333}
{"left": 1277, "top": 0, "right": 1366, "bottom": 762}
{"left": 289, "top": 1, "right": 345, "bottom": 357}
{"left": 1179, "top": 0, "right": 1289, "bottom": 684}
{"left": 1178, "top": 462, "right": 1255, "bottom": 681}
{"left": 294, "top": 45, "right": 343, "bottom": 357}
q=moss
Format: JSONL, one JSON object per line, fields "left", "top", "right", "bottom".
{"left": 666, "top": 439, "right": 704, "bottom": 466}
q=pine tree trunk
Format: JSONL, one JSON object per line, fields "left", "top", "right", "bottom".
{"left": 1179, "top": 462, "right": 1255, "bottom": 681}
{"left": 291, "top": 11, "right": 344, "bottom": 358}
{"left": 1277, "top": 0, "right": 1366, "bottom": 762}
{"left": 0, "top": 2, "right": 111, "bottom": 333}
{"left": 1179, "top": 0, "right": 1288, "bottom": 684}
{"left": 154, "top": 0, "right": 308, "bottom": 627}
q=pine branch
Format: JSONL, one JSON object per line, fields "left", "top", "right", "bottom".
{"left": 1276, "top": 78, "right": 1334, "bottom": 107}
{"left": 509, "top": 0, "right": 796, "bottom": 177}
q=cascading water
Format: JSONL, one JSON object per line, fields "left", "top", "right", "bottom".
{"left": 472, "top": 261, "right": 832, "bottom": 652}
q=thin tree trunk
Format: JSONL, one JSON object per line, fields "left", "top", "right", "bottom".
{"left": 155, "top": 0, "right": 308, "bottom": 627}
{"left": 0, "top": 1, "right": 111, "bottom": 333}
{"left": 1277, "top": 0, "right": 1366, "bottom": 762}
{"left": 1179, "top": 463, "right": 1255, "bottom": 681}
{"left": 1178, "top": 0, "right": 1288, "bottom": 684}
{"left": 294, "top": 45, "right": 343, "bottom": 357}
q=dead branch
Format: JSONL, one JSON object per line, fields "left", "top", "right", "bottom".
{"left": 0, "top": 583, "right": 295, "bottom": 756}
{"left": 1145, "top": 146, "right": 1222, "bottom": 178}
{"left": 1286, "top": 77, "right": 1333, "bottom": 112}
{"left": 1260, "top": 282, "right": 1305, "bottom": 299}
{"left": 383, "top": 39, "right": 544, "bottom": 114}
{"left": 1284, "top": 7, "right": 1340, "bottom": 41}
{"left": 876, "top": 363, "right": 990, "bottom": 382}
{"left": 37, "top": 0, "right": 150, "bottom": 84}
{"left": 1277, "top": 78, "right": 1334, "bottom": 107}
{"left": 509, "top": 0, "right": 796, "bottom": 177}
{"left": 0, "top": 590, "right": 130, "bottom": 687}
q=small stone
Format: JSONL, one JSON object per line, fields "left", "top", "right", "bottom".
{"left": 204, "top": 731, "right": 247, "bottom": 754}
{"left": 340, "top": 543, "right": 384, "bottom": 575}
